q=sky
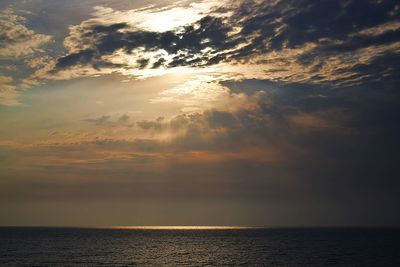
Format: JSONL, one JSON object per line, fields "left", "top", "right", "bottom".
{"left": 0, "top": 0, "right": 399, "bottom": 227}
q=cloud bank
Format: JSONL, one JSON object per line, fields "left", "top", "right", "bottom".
{"left": 37, "top": 0, "right": 399, "bottom": 87}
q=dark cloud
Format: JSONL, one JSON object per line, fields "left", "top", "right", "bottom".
{"left": 83, "top": 114, "right": 134, "bottom": 126}
{"left": 206, "top": 110, "right": 237, "bottom": 129}
{"left": 344, "top": 52, "right": 400, "bottom": 84}
{"left": 224, "top": 78, "right": 400, "bottom": 170}
{"left": 118, "top": 114, "right": 130, "bottom": 123}
{"left": 132, "top": 77, "right": 400, "bottom": 206}
{"left": 83, "top": 115, "right": 111, "bottom": 125}
{"left": 55, "top": 15, "right": 241, "bottom": 70}
{"left": 254, "top": 0, "right": 400, "bottom": 51}
{"left": 56, "top": 49, "right": 97, "bottom": 69}
{"left": 51, "top": 0, "right": 400, "bottom": 87}
{"left": 137, "top": 120, "right": 162, "bottom": 130}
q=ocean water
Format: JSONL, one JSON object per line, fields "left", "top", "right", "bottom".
{"left": 0, "top": 227, "right": 399, "bottom": 266}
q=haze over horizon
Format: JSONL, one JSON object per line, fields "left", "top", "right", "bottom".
{"left": 1, "top": 0, "right": 400, "bottom": 227}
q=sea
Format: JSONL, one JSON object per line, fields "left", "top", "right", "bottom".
{"left": 0, "top": 227, "right": 399, "bottom": 266}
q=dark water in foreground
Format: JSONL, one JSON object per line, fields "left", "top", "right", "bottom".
{"left": 0, "top": 227, "right": 399, "bottom": 266}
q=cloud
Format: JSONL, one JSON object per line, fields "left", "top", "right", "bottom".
{"left": 30, "top": 0, "right": 397, "bottom": 88}
{"left": 287, "top": 108, "right": 351, "bottom": 133}
{"left": 53, "top": 14, "right": 238, "bottom": 70}
{"left": 8, "top": 76, "right": 395, "bottom": 159}
{"left": 83, "top": 115, "right": 111, "bottom": 125}
{"left": 137, "top": 117, "right": 165, "bottom": 131}
{"left": 118, "top": 114, "right": 130, "bottom": 123}
{"left": 0, "top": 75, "right": 20, "bottom": 106}
{"left": 2, "top": 79, "right": 359, "bottom": 162}
{"left": 237, "top": 0, "right": 399, "bottom": 52}
{"left": 0, "top": 8, "right": 52, "bottom": 58}
{"left": 0, "top": 8, "right": 53, "bottom": 103}
{"left": 82, "top": 114, "right": 134, "bottom": 127}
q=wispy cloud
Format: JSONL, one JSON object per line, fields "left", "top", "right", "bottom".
{"left": 0, "top": 8, "right": 52, "bottom": 58}
{"left": 0, "top": 75, "right": 20, "bottom": 106}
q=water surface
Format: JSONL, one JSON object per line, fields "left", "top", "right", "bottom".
{"left": 0, "top": 227, "right": 399, "bottom": 266}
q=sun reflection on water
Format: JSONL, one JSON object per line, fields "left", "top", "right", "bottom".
{"left": 101, "top": 226, "right": 256, "bottom": 230}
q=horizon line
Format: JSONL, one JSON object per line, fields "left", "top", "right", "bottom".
{"left": 1, "top": 225, "right": 399, "bottom": 230}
